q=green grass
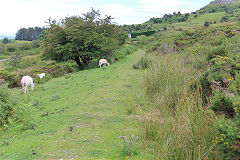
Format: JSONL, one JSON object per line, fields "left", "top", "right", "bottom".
{"left": 0, "top": 50, "right": 149, "bottom": 159}
{"left": 140, "top": 54, "right": 220, "bottom": 159}
{"left": 0, "top": 54, "right": 9, "bottom": 60}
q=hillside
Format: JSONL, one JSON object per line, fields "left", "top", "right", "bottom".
{"left": 209, "top": 0, "right": 240, "bottom": 5}
{"left": 0, "top": 1, "right": 240, "bottom": 160}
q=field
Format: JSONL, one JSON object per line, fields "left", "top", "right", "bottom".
{"left": 1, "top": 2, "right": 240, "bottom": 160}
{"left": 0, "top": 50, "right": 149, "bottom": 159}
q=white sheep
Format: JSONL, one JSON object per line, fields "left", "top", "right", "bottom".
{"left": 37, "top": 73, "right": 46, "bottom": 79}
{"left": 21, "top": 76, "right": 34, "bottom": 94}
{"left": 99, "top": 59, "right": 110, "bottom": 68}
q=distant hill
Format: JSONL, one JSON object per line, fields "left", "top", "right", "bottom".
{"left": 0, "top": 34, "right": 15, "bottom": 39}
{"left": 209, "top": 0, "right": 240, "bottom": 5}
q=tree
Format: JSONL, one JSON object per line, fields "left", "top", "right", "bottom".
{"left": 2, "top": 37, "right": 10, "bottom": 44}
{"left": 42, "top": 9, "right": 127, "bottom": 69}
{"left": 204, "top": 21, "right": 210, "bottom": 27}
{"left": 15, "top": 27, "right": 45, "bottom": 41}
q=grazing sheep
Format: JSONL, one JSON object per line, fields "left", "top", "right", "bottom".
{"left": 99, "top": 59, "right": 110, "bottom": 68}
{"left": 37, "top": 73, "right": 46, "bottom": 79}
{"left": 21, "top": 76, "right": 34, "bottom": 94}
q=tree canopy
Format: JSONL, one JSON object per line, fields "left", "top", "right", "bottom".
{"left": 41, "top": 9, "right": 127, "bottom": 69}
{"left": 15, "top": 27, "right": 45, "bottom": 41}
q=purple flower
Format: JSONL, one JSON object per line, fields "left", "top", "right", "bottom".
{"left": 119, "top": 136, "right": 123, "bottom": 138}
{"left": 124, "top": 136, "right": 127, "bottom": 140}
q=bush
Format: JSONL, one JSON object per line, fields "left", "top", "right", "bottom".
{"left": 211, "top": 90, "right": 234, "bottom": 117}
{"left": 33, "top": 74, "right": 51, "bottom": 84}
{"left": 41, "top": 63, "right": 74, "bottom": 78}
{"left": 8, "top": 51, "right": 23, "bottom": 68}
{"left": 31, "top": 39, "right": 41, "bottom": 48}
{"left": 204, "top": 21, "right": 210, "bottom": 27}
{"left": 0, "top": 86, "right": 14, "bottom": 126}
{"left": 18, "top": 43, "right": 31, "bottom": 50}
{"left": 0, "top": 86, "right": 32, "bottom": 128}
{"left": 113, "top": 45, "right": 137, "bottom": 61}
{"left": 131, "top": 31, "right": 156, "bottom": 38}
{"left": 5, "top": 44, "right": 17, "bottom": 52}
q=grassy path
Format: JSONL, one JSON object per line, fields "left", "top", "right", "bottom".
{"left": 1, "top": 50, "right": 146, "bottom": 159}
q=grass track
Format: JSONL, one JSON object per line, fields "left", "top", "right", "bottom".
{"left": 1, "top": 50, "right": 146, "bottom": 159}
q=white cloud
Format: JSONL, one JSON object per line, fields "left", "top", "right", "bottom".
{"left": 0, "top": 0, "right": 211, "bottom": 35}
{"left": 137, "top": 0, "right": 182, "bottom": 12}
{"left": 0, "top": 0, "right": 92, "bottom": 34}
{"left": 99, "top": 4, "right": 140, "bottom": 25}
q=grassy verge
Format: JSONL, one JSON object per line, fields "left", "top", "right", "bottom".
{"left": 136, "top": 54, "right": 220, "bottom": 159}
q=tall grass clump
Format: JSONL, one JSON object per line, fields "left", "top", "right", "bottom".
{"left": 144, "top": 55, "right": 189, "bottom": 112}
{"left": 142, "top": 55, "right": 220, "bottom": 159}
{"left": 132, "top": 56, "right": 152, "bottom": 70}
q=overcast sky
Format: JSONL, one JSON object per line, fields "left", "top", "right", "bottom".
{"left": 0, "top": 0, "right": 212, "bottom": 35}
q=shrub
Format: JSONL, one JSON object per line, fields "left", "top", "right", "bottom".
{"left": 33, "top": 74, "right": 51, "bottom": 84}
{"left": 211, "top": 90, "right": 234, "bottom": 117}
{"left": 214, "top": 103, "right": 240, "bottom": 160}
{"left": 31, "top": 39, "right": 41, "bottom": 48}
{"left": 41, "top": 63, "right": 74, "bottom": 78}
{"left": 7, "top": 51, "right": 23, "bottom": 68}
{"left": 0, "top": 86, "right": 32, "bottom": 128}
{"left": 113, "top": 45, "right": 137, "bottom": 61}
{"left": 204, "top": 21, "right": 210, "bottom": 27}
{"left": 0, "top": 86, "right": 14, "bottom": 126}
{"left": 18, "top": 43, "right": 31, "bottom": 50}
{"left": 5, "top": 44, "right": 17, "bottom": 52}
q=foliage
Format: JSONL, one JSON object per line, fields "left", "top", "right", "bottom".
{"left": 2, "top": 38, "right": 11, "bottom": 44}
{"left": 131, "top": 31, "right": 155, "bottom": 38}
{"left": 211, "top": 90, "right": 234, "bottom": 117}
{"left": 42, "top": 9, "right": 127, "bottom": 68}
{"left": 113, "top": 45, "right": 137, "bottom": 61}
{"left": 214, "top": 98, "right": 240, "bottom": 160}
{"left": 7, "top": 51, "right": 23, "bottom": 68}
{"left": 0, "top": 86, "right": 32, "bottom": 128}
{"left": 204, "top": 21, "right": 210, "bottom": 27}
{"left": 5, "top": 44, "right": 17, "bottom": 52}
{"left": 15, "top": 27, "right": 45, "bottom": 41}
{"left": 147, "top": 12, "right": 190, "bottom": 24}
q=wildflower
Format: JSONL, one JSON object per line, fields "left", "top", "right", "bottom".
{"left": 219, "top": 125, "right": 223, "bottom": 127}
{"left": 124, "top": 136, "right": 127, "bottom": 140}
{"left": 221, "top": 138, "right": 223, "bottom": 141}
{"left": 126, "top": 156, "right": 129, "bottom": 159}
{"left": 239, "top": 97, "right": 240, "bottom": 100}
{"left": 234, "top": 107, "right": 238, "bottom": 111}
{"left": 119, "top": 136, "right": 123, "bottom": 138}
{"left": 233, "top": 102, "right": 236, "bottom": 106}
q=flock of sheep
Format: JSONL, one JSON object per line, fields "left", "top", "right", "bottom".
{"left": 20, "top": 59, "right": 110, "bottom": 94}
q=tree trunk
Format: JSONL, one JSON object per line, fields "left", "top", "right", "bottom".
{"left": 80, "top": 56, "right": 90, "bottom": 65}
{"left": 74, "top": 56, "right": 84, "bottom": 70}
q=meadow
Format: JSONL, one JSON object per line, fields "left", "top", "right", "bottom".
{"left": 1, "top": 2, "right": 240, "bottom": 160}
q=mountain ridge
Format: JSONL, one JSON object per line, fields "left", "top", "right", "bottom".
{"left": 209, "top": 0, "right": 240, "bottom": 5}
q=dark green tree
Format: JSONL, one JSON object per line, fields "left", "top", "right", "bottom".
{"left": 2, "top": 37, "right": 10, "bottom": 44}
{"left": 42, "top": 9, "right": 127, "bottom": 69}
